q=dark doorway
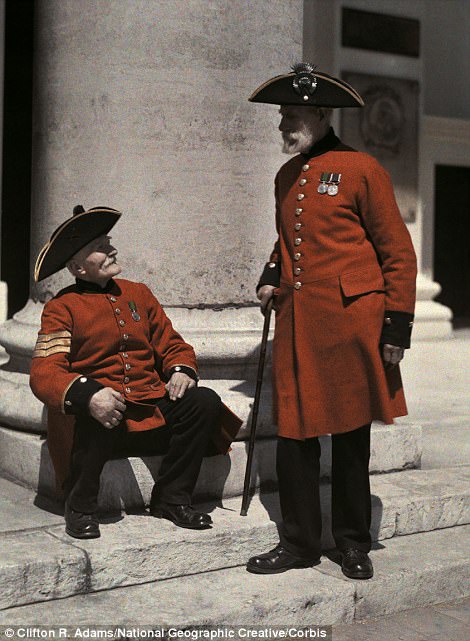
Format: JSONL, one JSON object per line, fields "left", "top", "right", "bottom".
{"left": 434, "top": 164, "right": 470, "bottom": 327}
{"left": 1, "top": 0, "right": 35, "bottom": 317}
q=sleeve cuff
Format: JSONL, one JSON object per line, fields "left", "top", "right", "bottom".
{"left": 167, "top": 365, "right": 199, "bottom": 382}
{"left": 380, "top": 311, "right": 414, "bottom": 349}
{"left": 63, "top": 377, "right": 105, "bottom": 415}
{"left": 256, "top": 261, "right": 281, "bottom": 292}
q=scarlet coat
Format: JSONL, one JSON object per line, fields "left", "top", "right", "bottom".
{"left": 258, "top": 130, "right": 417, "bottom": 439}
{"left": 30, "top": 278, "right": 241, "bottom": 490}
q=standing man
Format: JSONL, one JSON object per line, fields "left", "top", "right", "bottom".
{"left": 30, "top": 205, "right": 241, "bottom": 539}
{"left": 246, "top": 64, "right": 417, "bottom": 579}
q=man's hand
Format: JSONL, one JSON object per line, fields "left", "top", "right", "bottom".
{"left": 382, "top": 343, "right": 405, "bottom": 370}
{"left": 88, "top": 387, "right": 126, "bottom": 428}
{"left": 257, "top": 285, "right": 276, "bottom": 315}
{"left": 165, "top": 372, "right": 196, "bottom": 401}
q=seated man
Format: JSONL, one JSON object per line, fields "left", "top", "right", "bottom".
{"left": 30, "top": 205, "right": 241, "bottom": 539}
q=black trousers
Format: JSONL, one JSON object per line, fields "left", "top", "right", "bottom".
{"left": 277, "top": 423, "right": 372, "bottom": 559}
{"left": 66, "top": 386, "right": 221, "bottom": 513}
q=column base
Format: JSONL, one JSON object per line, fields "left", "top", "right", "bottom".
{"left": 413, "top": 274, "right": 453, "bottom": 341}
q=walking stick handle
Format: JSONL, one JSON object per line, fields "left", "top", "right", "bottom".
{"left": 240, "top": 297, "right": 273, "bottom": 516}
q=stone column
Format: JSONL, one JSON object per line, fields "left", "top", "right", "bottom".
{"left": 0, "top": 0, "right": 302, "bottom": 428}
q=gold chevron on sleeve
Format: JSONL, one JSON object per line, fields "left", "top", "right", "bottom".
{"left": 33, "top": 331, "right": 72, "bottom": 358}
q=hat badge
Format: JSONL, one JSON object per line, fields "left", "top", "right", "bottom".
{"left": 292, "top": 62, "right": 318, "bottom": 102}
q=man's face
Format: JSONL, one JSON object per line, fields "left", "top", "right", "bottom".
{"left": 70, "top": 234, "right": 121, "bottom": 286}
{"left": 278, "top": 106, "right": 326, "bottom": 154}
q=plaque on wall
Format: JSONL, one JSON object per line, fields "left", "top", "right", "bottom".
{"left": 341, "top": 72, "right": 419, "bottom": 223}
{"left": 342, "top": 7, "right": 420, "bottom": 58}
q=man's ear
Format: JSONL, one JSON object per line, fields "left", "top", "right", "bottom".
{"left": 67, "top": 259, "right": 85, "bottom": 278}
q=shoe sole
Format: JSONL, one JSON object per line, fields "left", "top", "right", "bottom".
{"left": 341, "top": 568, "right": 374, "bottom": 580}
{"left": 65, "top": 527, "right": 100, "bottom": 539}
{"left": 246, "top": 559, "right": 319, "bottom": 575}
{"left": 150, "top": 510, "right": 212, "bottom": 530}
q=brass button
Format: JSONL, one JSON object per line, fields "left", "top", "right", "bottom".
{"left": 124, "top": 376, "right": 130, "bottom": 384}
{"left": 302, "top": 164, "right": 310, "bottom": 171}
{"left": 294, "top": 282, "right": 302, "bottom": 290}
{"left": 384, "top": 317, "right": 392, "bottom": 325}
{"left": 294, "top": 223, "right": 302, "bottom": 231}
{"left": 79, "top": 377, "right": 87, "bottom": 383}
{"left": 115, "top": 308, "right": 121, "bottom": 315}
{"left": 110, "top": 296, "right": 117, "bottom": 302}
{"left": 119, "top": 320, "right": 125, "bottom": 327}
{"left": 65, "top": 400, "right": 72, "bottom": 406}
{"left": 295, "top": 208, "right": 303, "bottom": 216}
{"left": 294, "top": 238, "right": 302, "bottom": 246}
{"left": 299, "top": 178, "right": 307, "bottom": 186}
{"left": 125, "top": 387, "right": 131, "bottom": 394}
{"left": 297, "top": 193, "right": 305, "bottom": 201}
{"left": 125, "top": 363, "right": 131, "bottom": 371}
{"left": 294, "top": 267, "right": 302, "bottom": 275}
{"left": 268, "top": 262, "right": 276, "bottom": 268}
{"left": 294, "top": 253, "right": 301, "bottom": 261}
{"left": 123, "top": 333, "right": 129, "bottom": 340}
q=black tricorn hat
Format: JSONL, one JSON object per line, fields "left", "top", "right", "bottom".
{"left": 34, "top": 205, "right": 122, "bottom": 282}
{"left": 249, "top": 62, "right": 364, "bottom": 108}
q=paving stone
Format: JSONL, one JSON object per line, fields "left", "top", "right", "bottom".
{"left": 1, "top": 527, "right": 469, "bottom": 626}
{"left": 0, "top": 477, "right": 62, "bottom": 533}
{"left": 0, "top": 565, "right": 355, "bottom": 626}
{"left": 432, "top": 596, "right": 470, "bottom": 624}
{"left": 0, "top": 530, "right": 88, "bottom": 611}
{"left": 319, "top": 525, "right": 470, "bottom": 620}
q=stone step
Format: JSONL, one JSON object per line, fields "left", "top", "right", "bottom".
{"left": 0, "top": 466, "right": 468, "bottom": 612}
{"left": 0, "top": 418, "right": 422, "bottom": 508}
{"left": 0, "top": 524, "right": 469, "bottom": 625}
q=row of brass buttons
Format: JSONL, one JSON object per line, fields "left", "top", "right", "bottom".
{"left": 293, "top": 163, "right": 310, "bottom": 289}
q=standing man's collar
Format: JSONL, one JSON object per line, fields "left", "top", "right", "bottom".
{"left": 302, "top": 127, "right": 342, "bottom": 158}
{"left": 75, "top": 278, "right": 116, "bottom": 294}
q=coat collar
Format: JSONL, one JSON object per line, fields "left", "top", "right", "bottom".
{"left": 302, "top": 127, "right": 354, "bottom": 158}
{"left": 75, "top": 278, "right": 116, "bottom": 294}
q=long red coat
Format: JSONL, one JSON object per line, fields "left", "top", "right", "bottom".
{"left": 261, "top": 132, "right": 417, "bottom": 439}
{"left": 30, "top": 278, "right": 241, "bottom": 491}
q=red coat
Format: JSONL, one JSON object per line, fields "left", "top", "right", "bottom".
{"left": 259, "top": 131, "right": 417, "bottom": 439}
{"left": 30, "top": 278, "right": 241, "bottom": 490}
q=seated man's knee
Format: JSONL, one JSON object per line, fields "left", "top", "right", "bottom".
{"left": 189, "top": 386, "right": 222, "bottom": 415}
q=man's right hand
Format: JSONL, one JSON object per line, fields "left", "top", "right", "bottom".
{"left": 257, "top": 285, "right": 276, "bottom": 315}
{"left": 88, "top": 388, "right": 126, "bottom": 429}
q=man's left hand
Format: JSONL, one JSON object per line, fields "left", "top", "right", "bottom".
{"left": 382, "top": 343, "right": 405, "bottom": 369}
{"left": 165, "top": 372, "right": 196, "bottom": 401}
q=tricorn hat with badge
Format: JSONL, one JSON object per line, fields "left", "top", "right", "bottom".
{"left": 34, "top": 205, "right": 122, "bottom": 282}
{"left": 249, "top": 62, "right": 364, "bottom": 108}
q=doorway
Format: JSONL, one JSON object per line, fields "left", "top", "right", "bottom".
{"left": 1, "top": 0, "right": 34, "bottom": 317}
{"left": 434, "top": 164, "right": 470, "bottom": 327}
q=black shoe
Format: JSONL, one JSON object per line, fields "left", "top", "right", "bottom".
{"left": 150, "top": 503, "right": 212, "bottom": 529}
{"left": 246, "top": 544, "right": 319, "bottom": 574}
{"left": 64, "top": 503, "right": 100, "bottom": 539}
{"left": 341, "top": 548, "right": 373, "bottom": 579}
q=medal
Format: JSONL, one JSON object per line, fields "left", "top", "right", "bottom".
{"left": 317, "top": 172, "right": 329, "bottom": 194}
{"left": 128, "top": 301, "right": 141, "bottom": 321}
{"left": 318, "top": 172, "right": 341, "bottom": 196}
{"left": 328, "top": 184, "right": 339, "bottom": 196}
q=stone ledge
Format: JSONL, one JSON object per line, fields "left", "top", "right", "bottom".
{"left": 0, "top": 421, "right": 422, "bottom": 508}
{"left": 1, "top": 524, "right": 469, "bottom": 624}
{"left": 0, "top": 467, "right": 468, "bottom": 612}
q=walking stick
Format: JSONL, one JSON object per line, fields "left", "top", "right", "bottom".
{"left": 240, "top": 297, "right": 273, "bottom": 516}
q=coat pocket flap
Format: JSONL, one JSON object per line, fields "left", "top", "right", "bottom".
{"left": 340, "top": 267, "right": 385, "bottom": 297}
